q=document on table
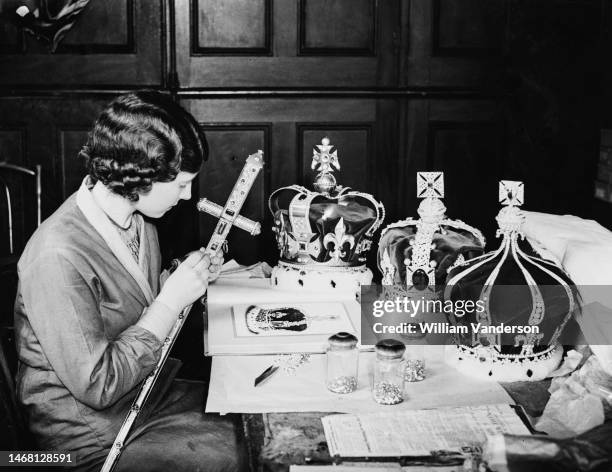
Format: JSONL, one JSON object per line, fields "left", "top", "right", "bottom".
{"left": 322, "top": 404, "right": 531, "bottom": 457}
{"left": 290, "top": 467, "right": 456, "bottom": 472}
{"left": 290, "top": 467, "right": 403, "bottom": 471}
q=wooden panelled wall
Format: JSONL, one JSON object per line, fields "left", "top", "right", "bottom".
{"left": 0, "top": 0, "right": 603, "bottom": 267}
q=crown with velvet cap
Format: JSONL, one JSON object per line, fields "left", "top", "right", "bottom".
{"left": 268, "top": 137, "right": 385, "bottom": 292}
{"left": 377, "top": 172, "right": 485, "bottom": 295}
{"left": 443, "top": 181, "right": 578, "bottom": 382}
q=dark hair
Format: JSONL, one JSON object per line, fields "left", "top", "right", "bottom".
{"left": 79, "top": 91, "right": 208, "bottom": 201}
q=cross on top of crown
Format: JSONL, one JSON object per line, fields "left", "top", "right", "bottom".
{"left": 312, "top": 137, "right": 340, "bottom": 174}
{"left": 499, "top": 180, "right": 524, "bottom": 207}
{"left": 417, "top": 172, "right": 444, "bottom": 199}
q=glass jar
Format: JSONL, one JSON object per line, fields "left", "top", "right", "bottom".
{"left": 403, "top": 344, "right": 426, "bottom": 383}
{"left": 326, "top": 332, "right": 359, "bottom": 394}
{"left": 372, "top": 339, "right": 406, "bottom": 405}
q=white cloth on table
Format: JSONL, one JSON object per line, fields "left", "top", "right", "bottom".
{"left": 522, "top": 211, "right": 612, "bottom": 438}
{"left": 218, "top": 259, "right": 272, "bottom": 279}
{"left": 522, "top": 210, "right": 612, "bottom": 375}
{"left": 205, "top": 345, "right": 512, "bottom": 414}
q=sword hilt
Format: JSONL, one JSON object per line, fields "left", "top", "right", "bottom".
{"left": 204, "top": 150, "right": 264, "bottom": 255}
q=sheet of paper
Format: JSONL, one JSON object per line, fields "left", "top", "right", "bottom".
{"left": 322, "top": 404, "right": 531, "bottom": 458}
{"left": 290, "top": 466, "right": 402, "bottom": 471}
{"left": 205, "top": 347, "right": 513, "bottom": 414}
{"left": 290, "top": 465, "right": 458, "bottom": 471}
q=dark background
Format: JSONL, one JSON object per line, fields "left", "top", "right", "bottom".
{"left": 0, "top": 0, "right": 608, "bottom": 377}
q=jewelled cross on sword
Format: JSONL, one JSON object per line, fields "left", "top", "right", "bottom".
{"left": 101, "top": 150, "right": 265, "bottom": 472}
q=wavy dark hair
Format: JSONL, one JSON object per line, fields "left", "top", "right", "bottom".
{"left": 79, "top": 91, "right": 208, "bottom": 201}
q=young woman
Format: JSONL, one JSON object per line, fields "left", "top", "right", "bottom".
{"left": 14, "top": 92, "right": 245, "bottom": 471}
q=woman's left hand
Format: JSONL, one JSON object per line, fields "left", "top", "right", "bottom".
{"left": 162, "top": 248, "right": 225, "bottom": 286}
{"left": 208, "top": 249, "right": 224, "bottom": 283}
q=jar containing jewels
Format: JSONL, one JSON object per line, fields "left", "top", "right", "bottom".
{"left": 326, "top": 332, "right": 359, "bottom": 394}
{"left": 402, "top": 344, "right": 426, "bottom": 383}
{"left": 372, "top": 339, "right": 406, "bottom": 405}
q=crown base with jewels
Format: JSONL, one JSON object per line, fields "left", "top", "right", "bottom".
{"left": 269, "top": 137, "right": 385, "bottom": 292}
{"left": 271, "top": 260, "right": 372, "bottom": 294}
{"left": 445, "top": 343, "right": 563, "bottom": 382}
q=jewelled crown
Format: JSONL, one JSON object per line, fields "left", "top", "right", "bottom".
{"left": 443, "top": 181, "right": 578, "bottom": 382}
{"left": 269, "top": 137, "right": 385, "bottom": 268}
{"left": 377, "top": 172, "right": 485, "bottom": 295}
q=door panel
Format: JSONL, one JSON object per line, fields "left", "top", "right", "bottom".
{"left": 403, "top": 0, "right": 505, "bottom": 87}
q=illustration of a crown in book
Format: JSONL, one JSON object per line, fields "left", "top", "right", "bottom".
{"left": 443, "top": 181, "right": 578, "bottom": 382}
{"left": 377, "top": 172, "right": 485, "bottom": 296}
{"left": 268, "top": 137, "right": 385, "bottom": 292}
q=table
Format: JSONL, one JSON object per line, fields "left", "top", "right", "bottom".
{"left": 237, "top": 381, "right": 552, "bottom": 472}
{"left": 203, "top": 279, "right": 553, "bottom": 471}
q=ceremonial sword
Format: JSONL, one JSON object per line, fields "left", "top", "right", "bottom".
{"left": 101, "top": 150, "right": 264, "bottom": 472}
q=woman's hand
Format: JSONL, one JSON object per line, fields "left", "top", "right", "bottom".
{"left": 139, "top": 250, "right": 216, "bottom": 342}
{"left": 208, "top": 250, "right": 224, "bottom": 283}
{"left": 156, "top": 249, "right": 212, "bottom": 312}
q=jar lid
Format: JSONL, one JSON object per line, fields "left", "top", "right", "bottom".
{"left": 328, "top": 332, "right": 358, "bottom": 349}
{"left": 375, "top": 339, "right": 406, "bottom": 358}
